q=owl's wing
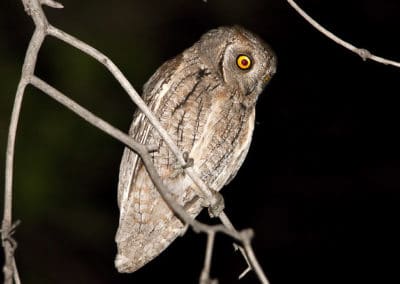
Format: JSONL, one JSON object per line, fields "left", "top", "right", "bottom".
{"left": 116, "top": 54, "right": 206, "bottom": 273}
{"left": 200, "top": 108, "right": 255, "bottom": 191}
{"left": 117, "top": 112, "right": 149, "bottom": 215}
{"left": 117, "top": 55, "right": 182, "bottom": 219}
{"left": 223, "top": 144, "right": 251, "bottom": 186}
{"left": 223, "top": 112, "right": 255, "bottom": 186}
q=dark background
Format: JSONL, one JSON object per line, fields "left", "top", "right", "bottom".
{"left": 1, "top": 0, "right": 400, "bottom": 283}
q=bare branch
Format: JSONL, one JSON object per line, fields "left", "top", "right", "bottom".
{"left": 287, "top": 0, "right": 400, "bottom": 68}
{"left": 238, "top": 265, "right": 252, "bottom": 280}
{"left": 40, "top": 0, "right": 63, "bottom": 9}
{"left": 241, "top": 230, "right": 270, "bottom": 284}
{"left": 2, "top": 1, "right": 48, "bottom": 281}
{"left": 2, "top": 81, "right": 26, "bottom": 284}
{"left": 30, "top": 76, "right": 155, "bottom": 154}
{"left": 200, "top": 232, "right": 217, "bottom": 284}
{"left": 12, "top": 258, "right": 21, "bottom": 284}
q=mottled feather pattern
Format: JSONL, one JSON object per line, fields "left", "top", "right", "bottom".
{"left": 115, "top": 26, "right": 276, "bottom": 272}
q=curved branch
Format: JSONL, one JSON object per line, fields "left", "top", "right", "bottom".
{"left": 287, "top": 0, "right": 400, "bottom": 68}
{"left": 200, "top": 232, "right": 217, "bottom": 284}
{"left": 2, "top": 3, "right": 48, "bottom": 281}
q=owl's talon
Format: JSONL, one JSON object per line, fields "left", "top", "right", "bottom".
{"left": 207, "top": 190, "right": 225, "bottom": 218}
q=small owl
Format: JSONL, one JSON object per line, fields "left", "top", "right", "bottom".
{"left": 115, "top": 26, "right": 276, "bottom": 273}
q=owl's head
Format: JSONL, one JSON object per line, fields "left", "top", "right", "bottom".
{"left": 196, "top": 26, "right": 277, "bottom": 107}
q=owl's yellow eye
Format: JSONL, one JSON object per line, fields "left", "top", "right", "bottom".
{"left": 236, "top": 55, "right": 252, "bottom": 70}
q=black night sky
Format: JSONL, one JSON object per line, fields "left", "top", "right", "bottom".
{"left": 1, "top": 0, "right": 400, "bottom": 283}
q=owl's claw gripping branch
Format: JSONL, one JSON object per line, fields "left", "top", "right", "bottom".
{"left": 206, "top": 190, "right": 225, "bottom": 218}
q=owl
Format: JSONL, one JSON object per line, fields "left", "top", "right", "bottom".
{"left": 115, "top": 26, "right": 276, "bottom": 273}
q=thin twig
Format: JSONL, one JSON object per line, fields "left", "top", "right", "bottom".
{"left": 237, "top": 245, "right": 252, "bottom": 280}
{"left": 238, "top": 265, "right": 252, "bottom": 280}
{"left": 30, "top": 76, "right": 156, "bottom": 153}
{"left": 200, "top": 232, "right": 217, "bottom": 284}
{"left": 242, "top": 231, "right": 270, "bottom": 284}
{"left": 12, "top": 257, "right": 21, "bottom": 284}
{"left": 2, "top": 2, "right": 48, "bottom": 281}
{"left": 219, "top": 211, "right": 253, "bottom": 280}
{"left": 287, "top": 0, "right": 400, "bottom": 68}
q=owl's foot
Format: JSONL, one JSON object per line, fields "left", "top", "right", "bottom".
{"left": 201, "top": 189, "right": 225, "bottom": 218}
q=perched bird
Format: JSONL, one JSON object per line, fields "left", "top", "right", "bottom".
{"left": 115, "top": 26, "right": 277, "bottom": 273}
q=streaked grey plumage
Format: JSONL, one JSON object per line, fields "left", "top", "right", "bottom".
{"left": 115, "top": 26, "right": 276, "bottom": 273}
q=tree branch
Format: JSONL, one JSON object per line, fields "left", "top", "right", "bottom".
{"left": 2, "top": 1, "right": 48, "bottom": 282}
{"left": 287, "top": 0, "right": 400, "bottom": 68}
{"left": 200, "top": 232, "right": 217, "bottom": 284}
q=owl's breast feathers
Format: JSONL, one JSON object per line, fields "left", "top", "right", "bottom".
{"left": 115, "top": 51, "right": 256, "bottom": 273}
